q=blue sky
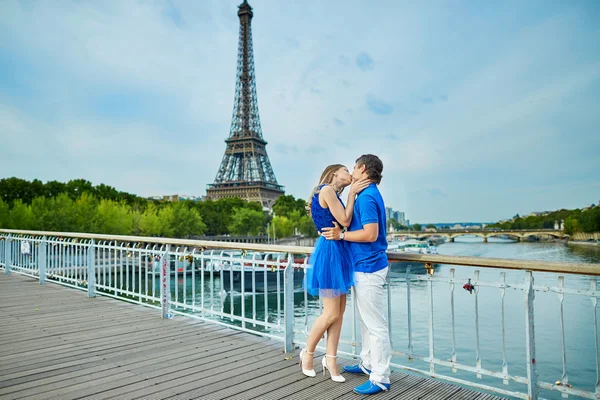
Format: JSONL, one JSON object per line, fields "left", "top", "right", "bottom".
{"left": 1, "top": 0, "right": 599, "bottom": 223}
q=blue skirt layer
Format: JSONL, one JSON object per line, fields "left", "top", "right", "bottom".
{"left": 305, "top": 236, "right": 354, "bottom": 298}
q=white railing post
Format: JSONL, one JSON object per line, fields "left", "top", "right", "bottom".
{"left": 283, "top": 255, "right": 295, "bottom": 352}
{"left": 0, "top": 235, "right": 4, "bottom": 269}
{"left": 524, "top": 271, "right": 539, "bottom": 399}
{"left": 39, "top": 237, "right": 47, "bottom": 284}
{"left": 87, "top": 239, "right": 96, "bottom": 298}
{"left": 161, "top": 245, "right": 172, "bottom": 319}
{"left": 5, "top": 234, "right": 11, "bottom": 275}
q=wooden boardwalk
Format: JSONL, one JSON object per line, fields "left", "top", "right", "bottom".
{"left": 0, "top": 273, "right": 507, "bottom": 400}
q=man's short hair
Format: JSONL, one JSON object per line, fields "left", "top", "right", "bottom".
{"left": 356, "top": 154, "right": 383, "bottom": 184}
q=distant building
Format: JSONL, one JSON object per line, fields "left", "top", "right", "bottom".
{"left": 147, "top": 194, "right": 201, "bottom": 202}
{"left": 386, "top": 207, "right": 408, "bottom": 226}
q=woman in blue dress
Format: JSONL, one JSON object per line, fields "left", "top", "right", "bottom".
{"left": 300, "top": 164, "right": 369, "bottom": 382}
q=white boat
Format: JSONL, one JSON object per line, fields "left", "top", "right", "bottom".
{"left": 388, "top": 239, "right": 438, "bottom": 255}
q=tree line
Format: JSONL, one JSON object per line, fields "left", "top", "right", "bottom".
{"left": 0, "top": 178, "right": 318, "bottom": 239}
{"left": 488, "top": 206, "right": 600, "bottom": 235}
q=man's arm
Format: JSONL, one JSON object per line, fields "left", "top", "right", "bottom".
{"left": 322, "top": 221, "right": 379, "bottom": 243}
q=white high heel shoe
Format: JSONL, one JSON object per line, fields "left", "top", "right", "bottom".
{"left": 299, "top": 348, "right": 316, "bottom": 377}
{"left": 322, "top": 354, "right": 345, "bottom": 382}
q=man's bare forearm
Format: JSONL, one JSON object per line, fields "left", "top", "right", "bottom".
{"left": 343, "top": 229, "right": 377, "bottom": 243}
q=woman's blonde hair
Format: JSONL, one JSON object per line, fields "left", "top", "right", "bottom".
{"left": 306, "top": 164, "right": 346, "bottom": 217}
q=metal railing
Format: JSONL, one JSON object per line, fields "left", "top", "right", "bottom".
{"left": 1, "top": 228, "right": 598, "bottom": 400}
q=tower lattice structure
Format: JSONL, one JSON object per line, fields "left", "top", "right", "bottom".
{"left": 206, "top": 0, "right": 284, "bottom": 208}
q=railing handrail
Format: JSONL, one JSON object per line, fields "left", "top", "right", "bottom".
{"left": 392, "top": 229, "right": 565, "bottom": 233}
{"left": 387, "top": 252, "right": 599, "bottom": 276}
{"left": 1, "top": 229, "right": 598, "bottom": 276}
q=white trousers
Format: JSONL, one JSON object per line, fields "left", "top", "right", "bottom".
{"left": 354, "top": 266, "right": 391, "bottom": 384}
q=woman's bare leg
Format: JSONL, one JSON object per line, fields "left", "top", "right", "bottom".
{"left": 324, "top": 294, "right": 347, "bottom": 375}
{"left": 303, "top": 295, "right": 342, "bottom": 370}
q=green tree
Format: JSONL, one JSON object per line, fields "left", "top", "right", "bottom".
{"left": 0, "top": 199, "right": 9, "bottom": 228}
{"left": 273, "top": 195, "right": 306, "bottom": 218}
{"left": 8, "top": 200, "right": 34, "bottom": 229}
{"left": 286, "top": 210, "right": 318, "bottom": 237}
{"left": 156, "top": 206, "right": 175, "bottom": 237}
{"left": 73, "top": 192, "right": 99, "bottom": 232}
{"left": 426, "top": 224, "right": 436, "bottom": 229}
{"left": 139, "top": 202, "right": 162, "bottom": 236}
{"left": 412, "top": 223, "right": 422, "bottom": 231}
{"left": 579, "top": 208, "right": 600, "bottom": 233}
{"left": 52, "top": 193, "right": 76, "bottom": 232}
{"left": 0, "top": 177, "right": 31, "bottom": 206}
{"left": 387, "top": 218, "right": 406, "bottom": 231}
{"left": 564, "top": 217, "right": 579, "bottom": 235}
{"left": 228, "top": 207, "right": 266, "bottom": 236}
{"left": 44, "top": 180, "right": 67, "bottom": 198}
{"left": 195, "top": 198, "right": 261, "bottom": 235}
{"left": 171, "top": 202, "right": 206, "bottom": 238}
{"left": 93, "top": 199, "right": 133, "bottom": 235}
{"left": 271, "top": 216, "right": 294, "bottom": 239}
{"left": 66, "top": 179, "right": 94, "bottom": 200}
{"left": 31, "top": 196, "right": 53, "bottom": 230}
{"left": 297, "top": 214, "right": 318, "bottom": 237}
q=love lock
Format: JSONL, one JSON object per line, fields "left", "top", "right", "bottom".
{"left": 463, "top": 278, "right": 475, "bottom": 294}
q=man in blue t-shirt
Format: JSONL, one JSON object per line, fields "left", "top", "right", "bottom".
{"left": 322, "top": 154, "right": 391, "bottom": 395}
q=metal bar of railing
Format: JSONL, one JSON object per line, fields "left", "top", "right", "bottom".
{"left": 474, "top": 270, "right": 482, "bottom": 379}
{"left": 406, "top": 265, "right": 413, "bottom": 358}
{"left": 160, "top": 244, "right": 171, "bottom": 319}
{"left": 39, "top": 237, "right": 47, "bottom": 284}
{"left": 450, "top": 268, "right": 457, "bottom": 372}
{"left": 88, "top": 239, "right": 95, "bottom": 297}
{"left": 276, "top": 254, "right": 282, "bottom": 329}
{"left": 427, "top": 271, "right": 435, "bottom": 374}
{"left": 500, "top": 272, "right": 508, "bottom": 384}
{"left": 592, "top": 278, "right": 600, "bottom": 397}
{"left": 524, "top": 271, "right": 539, "bottom": 399}
{"left": 284, "top": 254, "right": 294, "bottom": 352}
{"left": 558, "top": 276, "right": 569, "bottom": 393}
{"left": 252, "top": 252, "right": 257, "bottom": 327}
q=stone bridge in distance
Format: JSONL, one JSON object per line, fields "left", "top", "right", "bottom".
{"left": 388, "top": 229, "right": 567, "bottom": 242}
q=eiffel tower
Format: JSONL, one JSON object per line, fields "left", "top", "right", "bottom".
{"left": 206, "top": 0, "right": 284, "bottom": 208}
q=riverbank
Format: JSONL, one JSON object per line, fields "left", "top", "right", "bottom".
{"left": 568, "top": 240, "right": 599, "bottom": 247}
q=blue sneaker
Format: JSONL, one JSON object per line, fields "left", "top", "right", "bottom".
{"left": 353, "top": 380, "right": 391, "bottom": 395}
{"left": 343, "top": 363, "right": 371, "bottom": 375}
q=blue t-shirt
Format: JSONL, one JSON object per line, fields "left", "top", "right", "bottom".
{"left": 348, "top": 183, "right": 388, "bottom": 273}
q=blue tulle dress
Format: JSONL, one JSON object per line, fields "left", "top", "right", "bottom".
{"left": 305, "top": 185, "right": 354, "bottom": 298}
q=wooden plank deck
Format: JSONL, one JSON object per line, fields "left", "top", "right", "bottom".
{"left": 0, "top": 273, "right": 508, "bottom": 400}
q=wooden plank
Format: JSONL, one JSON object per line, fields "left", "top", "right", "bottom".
{"left": 450, "top": 388, "right": 493, "bottom": 400}
{"left": 0, "top": 272, "right": 509, "bottom": 400}
{"left": 0, "top": 321, "right": 212, "bottom": 365}
{"left": 0, "top": 324, "right": 237, "bottom": 379}
{"left": 0, "top": 323, "right": 209, "bottom": 374}
{"left": 326, "top": 373, "right": 422, "bottom": 400}
{"left": 2, "top": 335, "right": 264, "bottom": 399}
